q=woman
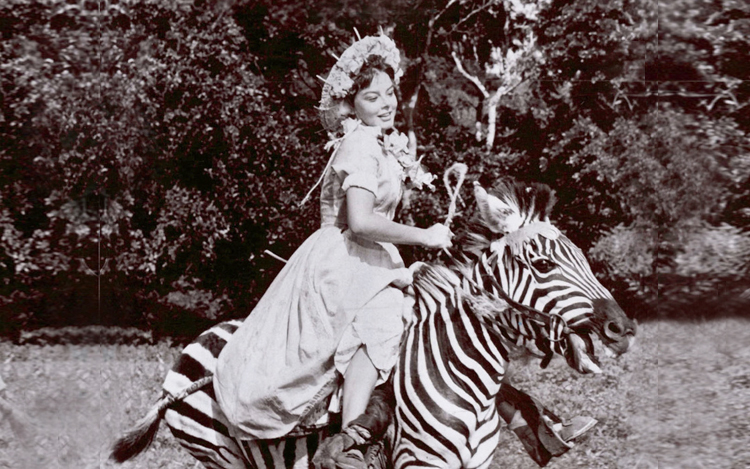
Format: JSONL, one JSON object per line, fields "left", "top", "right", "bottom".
{"left": 213, "top": 35, "right": 452, "bottom": 440}
{"left": 215, "top": 35, "right": 596, "bottom": 469}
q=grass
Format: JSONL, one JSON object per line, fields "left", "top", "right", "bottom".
{"left": 490, "top": 317, "right": 750, "bottom": 469}
{"left": 1, "top": 318, "right": 749, "bottom": 468}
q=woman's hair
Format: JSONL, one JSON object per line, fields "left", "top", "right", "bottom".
{"left": 346, "top": 55, "right": 396, "bottom": 103}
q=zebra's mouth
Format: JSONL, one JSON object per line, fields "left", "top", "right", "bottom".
{"left": 590, "top": 299, "right": 638, "bottom": 357}
{"left": 568, "top": 333, "right": 602, "bottom": 374}
{"left": 570, "top": 328, "right": 635, "bottom": 374}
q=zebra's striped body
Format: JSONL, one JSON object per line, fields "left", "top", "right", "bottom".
{"left": 389, "top": 182, "right": 636, "bottom": 468}
{"left": 160, "top": 319, "right": 330, "bottom": 469}
{"left": 111, "top": 180, "right": 636, "bottom": 469}
{"left": 160, "top": 320, "right": 245, "bottom": 468}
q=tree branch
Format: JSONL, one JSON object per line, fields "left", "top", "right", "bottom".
{"left": 403, "top": 0, "right": 462, "bottom": 158}
{"left": 485, "top": 79, "right": 522, "bottom": 149}
{"left": 448, "top": 0, "right": 496, "bottom": 35}
{"left": 432, "top": 0, "right": 460, "bottom": 27}
{"left": 451, "top": 51, "right": 490, "bottom": 98}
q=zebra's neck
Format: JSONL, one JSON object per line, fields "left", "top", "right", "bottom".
{"left": 408, "top": 262, "right": 509, "bottom": 392}
{"left": 443, "top": 250, "right": 552, "bottom": 355}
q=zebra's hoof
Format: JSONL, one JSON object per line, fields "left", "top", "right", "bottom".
{"left": 556, "top": 416, "right": 598, "bottom": 442}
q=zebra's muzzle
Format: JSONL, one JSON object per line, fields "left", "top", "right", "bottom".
{"left": 592, "top": 299, "right": 637, "bottom": 357}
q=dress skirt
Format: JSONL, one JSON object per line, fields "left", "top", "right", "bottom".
{"left": 214, "top": 224, "right": 411, "bottom": 440}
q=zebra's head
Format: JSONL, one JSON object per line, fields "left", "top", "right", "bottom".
{"left": 467, "top": 180, "right": 636, "bottom": 373}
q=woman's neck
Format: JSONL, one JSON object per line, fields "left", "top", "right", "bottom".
{"left": 346, "top": 117, "right": 395, "bottom": 136}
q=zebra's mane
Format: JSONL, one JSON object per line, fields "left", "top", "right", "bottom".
{"left": 454, "top": 180, "right": 557, "bottom": 260}
{"left": 491, "top": 179, "right": 557, "bottom": 223}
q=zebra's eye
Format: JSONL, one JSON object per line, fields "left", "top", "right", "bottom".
{"left": 531, "top": 259, "right": 556, "bottom": 273}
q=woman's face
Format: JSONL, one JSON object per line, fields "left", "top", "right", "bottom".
{"left": 353, "top": 70, "right": 398, "bottom": 130}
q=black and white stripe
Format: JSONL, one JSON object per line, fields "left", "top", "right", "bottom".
{"left": 161, "top": 320, "right": 247, "bottom": 469}
{"left": 160, "top": 319, "right": 330, "bottom": 469}
{"left": 113, "top": 181, "right": 634, "bottom": 469}
{"left": 388, "top": 184, "right": 633, "bottom": 469}
{"left": 393, "top": 264, "right": 508, "bottom": 469}
{"left": 480, "top": 231, "right": 613, "bottom": 329}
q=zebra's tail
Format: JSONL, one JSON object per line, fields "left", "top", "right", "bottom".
{"left": 110, "top": 376, "right": 213, "bottom": 463}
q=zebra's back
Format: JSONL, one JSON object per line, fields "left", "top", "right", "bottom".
{"left": 163, "top": 320, "right": 247, "bottom": 468}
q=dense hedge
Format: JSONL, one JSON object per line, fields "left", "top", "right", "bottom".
{"left": 0, "top": 0, "right": 324, "bottom": 337}
{"left": 0, "top": 0, "right": 749, "bottom": 339}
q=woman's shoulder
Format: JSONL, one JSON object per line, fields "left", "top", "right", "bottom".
{"left": 330, "top": 123, "right": 383, "bottom": 175}
{"left": 336, "top": 120, "right": 382, "bottom": 154}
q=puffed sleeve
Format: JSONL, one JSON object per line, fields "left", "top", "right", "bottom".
{"left": 331, "top": 132, "right": 380, "bottom": 195}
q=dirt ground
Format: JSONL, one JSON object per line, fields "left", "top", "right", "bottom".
{"left": 0, "top": 318, "right": 748, "bottom": 469}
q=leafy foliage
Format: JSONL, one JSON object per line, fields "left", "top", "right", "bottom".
{"left": 582, "top": 108, "right": 750, "bottom": 315}
{"left": 0, "top": 0, "right": 325, "bottom": 335}
{"left": 0, "top": 0, "right": 749, "bottom": 332}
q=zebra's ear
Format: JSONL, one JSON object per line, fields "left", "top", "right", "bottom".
{"left": 473, "top": 183, "right": 523, "bottom": 234}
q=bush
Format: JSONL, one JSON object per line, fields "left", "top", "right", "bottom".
{"left": 660, "top": 223, "right": 750, "bottom": 316}
{"left": 0, "top": 0, "right": 326, "bottom": 334}
{"left": 1, "top": 0, "right": 748, "bottom": 335}
{"left": 592, "top": 222, "right": 750, "bottom": 318}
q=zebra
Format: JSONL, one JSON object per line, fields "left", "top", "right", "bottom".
{"left": 390, "top": 181, "right": 635, "bottom": 468}
{"left": 110, "top": 179, "right": 636, "bottom": 469}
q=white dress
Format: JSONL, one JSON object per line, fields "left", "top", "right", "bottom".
{"left": 214, "top": 121, "right": 412, "bottom": 440}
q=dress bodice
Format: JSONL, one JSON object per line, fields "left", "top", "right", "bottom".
{"left": 319, "top": 122, "right": 405, "bottom": 228}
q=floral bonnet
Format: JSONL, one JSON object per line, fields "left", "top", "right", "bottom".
{"left": 318, "top": 33, "right": 404, "bottom": 132}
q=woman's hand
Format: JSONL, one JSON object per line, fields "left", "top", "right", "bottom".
{"left": 421, "top": 224, "right": 453, "bottom": 249}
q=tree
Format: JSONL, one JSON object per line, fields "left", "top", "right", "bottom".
{"left": 0, "top": 0, "right": 326, "bottom": 335}
{"left": 1, "top": 0, "right": 748, "bottom": 334}
{"left": 581, "top": 108, "right": 750, "bottom": 316}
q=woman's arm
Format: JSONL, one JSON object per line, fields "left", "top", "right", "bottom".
{"left": 346, "top": 187, "right": 452, "bottom": 249}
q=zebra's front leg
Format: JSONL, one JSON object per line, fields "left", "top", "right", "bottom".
{"left": 391, "top": 437, "right": 499, "bottom": 469}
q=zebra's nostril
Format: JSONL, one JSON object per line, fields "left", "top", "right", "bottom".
{"left": 604, "top": 321, "right": 623, "bottom": 339}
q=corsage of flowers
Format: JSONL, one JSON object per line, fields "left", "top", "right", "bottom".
{"left": 300, "top": 118, "right": 435, "bottom": 206}
{"left": 326, "top": 118, "right": 436, "bottom": 191}
{"left": 383, "top": 129, "right": 436, "bottom": 191}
